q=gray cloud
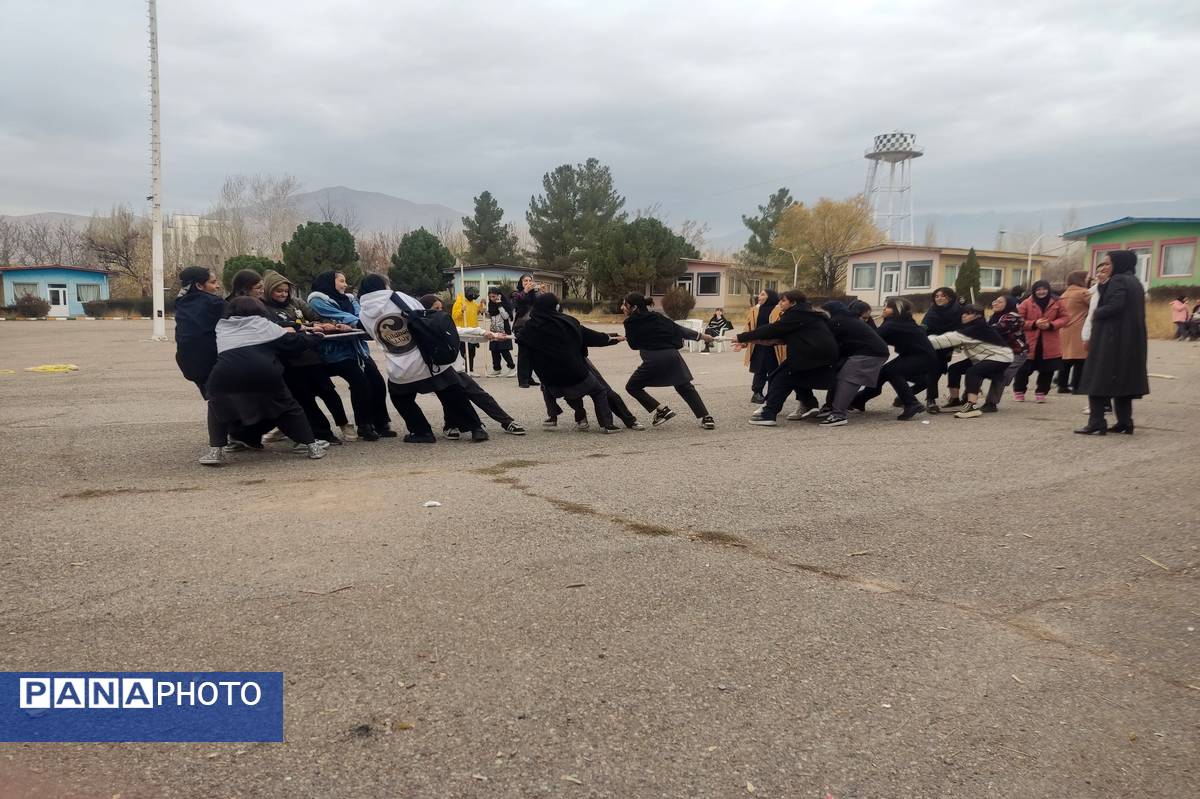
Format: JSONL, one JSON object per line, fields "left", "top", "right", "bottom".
{"left": 1, "top": 0, "right": 1196, "bottom": 242}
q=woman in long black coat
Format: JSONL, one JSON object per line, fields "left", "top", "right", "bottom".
{"left": 1075, "top": 250, "right": 1148, "bottom": 435}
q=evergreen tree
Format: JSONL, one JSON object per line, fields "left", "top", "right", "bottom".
{"left": 281, "top": 221, "right": 360, "bottom": 289}
{"left": 462, "top": 190, "right": 522, "bottom": 265}
{"left": 588, "top": 218, "right": 699, "bottom": 301}
{"left": 221, "top": 254, "right": 280, "bottom": 289}
{"left": 389, "top": 228, "right": 454, "bottom": 295}
{"left": 955, "top": 247, "right": 982, "bottom": 302}
{"left": 741, "top": 187, "right": 794, "bottom": 264}
{"left": 526, "top": 157, "right": 626, "bottom": 275}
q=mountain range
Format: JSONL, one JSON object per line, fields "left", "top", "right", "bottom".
{"left": 7, "top": 188, "right": 1200, "bottom": 257}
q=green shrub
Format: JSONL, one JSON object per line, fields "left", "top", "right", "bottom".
{"left": 660, "top": 286, "right": 696, "bottom": 320}
{"left": 561, "top": 297, "right": 594, "bottom": 314}
{"left": 15, "top": 294, "right": 51, "bottom": 318}
{"left": 1147, "top": 284, "right": 1200, "bottom": 302}
{"left": 82, "top": 300, "right": 109, "bottom": 317}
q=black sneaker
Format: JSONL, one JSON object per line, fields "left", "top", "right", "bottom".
{"left": 980, "top": 403, "right": 998, "bottom": 413}
{"left": 652, "top": 406, "right": 677, "bottom": 427}
{"left": 626, "top": 420, "right": 646, "bottom": 431}
{"left": 819, "top": 415, "right": 848, "bottom": 427}
{"left": 376, "top": 426, "right": 398, "bottom": 439}
{"left": 502, "top": 421, "right": 527, "bottom": 435}
{"left": 925, "top": 402, "right": 941, "bottom": 414}
{"left": 700, "top": 415, "right": 715, "bottom": 430}
{"left": 358, "top": 424, "right": 380, "bottom": 442}
{"left": 750, "top": 392, "right": 765, "bottom": 404}
{"left": 443, "top": 427, "right": 461, "bottom": 440}
{"left": 897, "top": 404, "right": 924, "bottom": 420}
{"left": 941, "top": 397, "right": 965, "bottom": 409}
{"left": 815, "top": 405, "right": 833, "bottom": 419}
{"left": 402, "top": 432, "right": 437, "bottom": 443}
{"left": 470, "top": 428, "right": 490, "bottom": 442}
{"left": 602, "top": 425, "right": 622, "bottom": 434}
{"left": 892, "top": 397, "right": 905, "bottom": 408}
{"left": 542, "top": 417, "right": 557, "bottom": 429}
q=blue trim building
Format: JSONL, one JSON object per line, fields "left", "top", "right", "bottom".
{"left": 0, "top": 264, "right": 111, "bottom": 317}
{"left": 444, "top": 265, "right": 564, "bottom": 298}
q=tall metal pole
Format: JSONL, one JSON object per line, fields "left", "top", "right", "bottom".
{"left": 148, "top": 0, "right": 166, "bottom": 340}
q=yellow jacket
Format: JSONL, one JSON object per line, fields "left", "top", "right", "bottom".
{"left": 742, "top": 304, "right": 786, "bottom": 366}
{"left": 451, "top": 294, "right": 481, "bottom": 328}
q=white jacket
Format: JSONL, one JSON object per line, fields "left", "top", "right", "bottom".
{"left": 358, "top": 289, "right": 450, "bottom": 385}
{"left": 1081, "top": 284, "right": 1101, "bottom": 343}
{"left": 927, "top": 331, "right": 1013, "bottom": 364}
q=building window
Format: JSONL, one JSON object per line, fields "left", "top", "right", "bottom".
{"left": 980, "top": 268, "right": 1003, "bottom": 289}
{"left": 743, "top": 278, "right": 762, "bottom": 296}
{"left": 77, "top": 283, "right": 101, "bottom": 302}
{"left": 1092, "top": 246, "right": 1118, "bottom": 270}
{"left": 905, "top": 260, "right": 932, "bottom": 290}
{"left": 851, "top": 263, "right": 876, "bottom": 291}
{"left": 12, "top": 282, "right": 39, "bottom": 298}
{"left": 696, "top": 273, "right": 720, "bottom": 296}
{"left": 1161, "top": 241, "right": 1196, "bottom": 277}
{"left": 765, "top": 280, "right": 778, "bottom": 292}
{"left": 943, "top": 264, "right": 959, "bottom": 286}
{"left": 461, "top": 280, "right": 481, "bottom": 295}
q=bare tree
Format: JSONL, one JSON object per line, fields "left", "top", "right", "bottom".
{"left": 634, "top": 202, "right": 664, "bottom": 220}
{"left": 207, "top": 173, "right": 302, "bottom": 261}
{"left": 922, "top": 220, "right": 938, "bottom": 247}
{"left": 358, "top": 230, "right": 405, "bottom": 275}
{"left": 84, "top": 205, "right": 151, "bottom": 295}
{"left": 678, "top": 218, "right": 710, "bottom": 255}
{"left": 316, "top": 193, "right": 360, "bottom": 234}
{"left": 774, "top": 195, "right": 883, "bottom": 294}
{"left": 432, "top": 219, "right": 467, "bottom": 263}
{"left": 0, "top": 218, "right": 19, "bottom": 265}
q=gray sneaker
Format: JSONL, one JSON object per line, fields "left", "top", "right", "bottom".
{"left": 199, "top": 446, "right": 225, "bottom": 466}
{"left": 306, "top": 442, "right": 327, "bottom": 459}
{"left": 574, "top": 420, "right": 590, "bottom": 431}
{"left": 293, "top": 440, "right": 330, "bottom": 454}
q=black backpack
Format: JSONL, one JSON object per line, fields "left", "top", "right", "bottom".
{"left": 388, "top": 293, "right": 460, "bottom": 368}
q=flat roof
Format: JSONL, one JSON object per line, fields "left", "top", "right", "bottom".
{"left": 1061, "top": 217, "right": 1200, "bottom": 240}
{"left": 0, "top": 263, "right": 109, "bottom": 274}
{"left": 840, "top": 244, "right": 1055, "bottom": 261}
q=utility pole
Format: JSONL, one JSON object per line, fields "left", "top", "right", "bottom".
{"left": 776, "top": 247, "right": 802, "bottom": 289}
{"left": 148, "top": 0, "right": 166, "bottom": 340}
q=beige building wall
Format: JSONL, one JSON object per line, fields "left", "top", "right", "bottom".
{"left": 844, "top": 246, "right": 1052, "bottom": 306}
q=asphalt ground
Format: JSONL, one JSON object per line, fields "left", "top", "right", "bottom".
{"left": 0, "top": 320, "right": 1197, "bottom": 798}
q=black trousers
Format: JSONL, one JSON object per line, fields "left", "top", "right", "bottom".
{"left": 284, "top": 365, "right": 337, "bottom": 439}
{"left": 1056, "top": 358, "right": 1085, "bottom": 393}
{"left": 1014, "top": 354, "right": 1062, "bottom": 394}
{"left": 387, "top": 381, "right": 481, "bottom": 437}
{"left": 491, "top": 348, "right": 515, "bottom": 370}
{"left": 459, "top": 342, "right": 478, "bottom": 371}
{"left": 1088, "top": 395, "right": 1133, "bottom": 428}
{"left": 948, "top": 359, "right": 1008, "bottom": 396}
{"left": 918, "top": 349, "right": 953, "bottom": 402}
{"left": 208, "top": 404, "right": 310, "bottom": 447}
{"left": 760, "top": 367, "right": 835, "bottom": 420}
{"left": 325, "top": 357, "right": 390, "bottom": 430}
{"left": 517, "top": 347, "right": 536, "bottom": 386}
{"left": 457, "top": 372, "right": 513, "bottom": 427}
{"left": 626, "top": 379, "right": 709, "bottom": 419}
{"left": 854, "top": 355, "right": 930, "bottom": 409}
{"left": 546, "top": 375, "right": 614, "bottom": 429}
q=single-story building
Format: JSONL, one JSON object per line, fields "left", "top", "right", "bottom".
{"left": 1062, "top": 217, "right": 1200, "bottom": 289}
{"left": 445, "top": 265, "right": 564, "bottom": 298}
{"left": 650, "top": 258, "right": 783, "bottom": 313}
{"left": 0, "top": 264, "right": 111, "bottom": 317}
{"left": 841, "top": 245, "right": 1056, "bottom": 307}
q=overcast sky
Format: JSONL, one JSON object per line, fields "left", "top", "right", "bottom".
{"left": 2, "top": 0, "right": 1197, "bottom": 238}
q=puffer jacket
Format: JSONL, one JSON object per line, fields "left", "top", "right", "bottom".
{"left": 927, "top": 330, "right": 1013, "bottom": 364}
{"left": 1017, "top": 296, "right": 1067, "bottom": 359}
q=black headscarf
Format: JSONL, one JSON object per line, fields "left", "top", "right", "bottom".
{"left": 311, "top": 271, "right": 354, "bottom": 313}
{"left": 757, "top": 289, "right": 779, "bottom": 326}
{"left": 822, "top": 300, "right": 851, "bottom": 317}
{"left": 990, "top": 295, "right": 1018, "bottom": 323}
{"left": 1031, "top": 280, "right": 1052, "bottom": 310}
{"left": 1109, "top": 249, "right": 1138, "bottom": 275}
{"left": 959, "top": 314, "right": 1008, "bottom": 347}
{"left": 923, "top": 287, "right": 963, "bottom": 334}
{"left": 487, "top": 286, "right": 510, "bottom": 317}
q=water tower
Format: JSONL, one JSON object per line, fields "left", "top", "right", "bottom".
{"left": 864, "top": 132, "right": 923, "bottom": 244}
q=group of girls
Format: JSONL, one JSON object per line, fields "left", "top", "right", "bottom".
{"left": 733, "top": 250, "right": 1148, "bottom": 433}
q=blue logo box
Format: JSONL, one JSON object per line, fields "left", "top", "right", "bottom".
{"left": 0, "top": 672, "right": 283, "bottom": 742}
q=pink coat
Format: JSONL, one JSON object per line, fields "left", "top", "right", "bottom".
{"left": 1171, "top": 299, "right": 1190, "bottom": 323}
{"left": 1017, "top": 295, "right": 1068, "bottom": 360}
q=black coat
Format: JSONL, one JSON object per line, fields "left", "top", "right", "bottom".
{"left": 1078, "top": 273, "right": 1149, "bottom": 398}
{"left": 622, "top": 311, "right": 698, "bottom": 350}
{"left": 173, "top": 290, "right": 225, "bottom": 386}
{"left": 826, "top": 315, "right": 889, "bottom": 359}
{"left": 515, "top": 311, "right": 607, "bottom": 387}
{"left": 878, "top": 317, "right": 938, "bottom": 364}
{"left": 206, "top": 333, "right": 319, "bottom": 396}
{"left": 922, "top": 302, "right": 962, "bottom": 335}
{"left": 737, "top": 304, "right": 838, "bottom": 373}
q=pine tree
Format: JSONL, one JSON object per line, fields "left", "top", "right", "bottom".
{"left": 587, "top": 218, "right": 700, "bottom": 301}
{"left": 955, "top": 247, "right": 982, "bottom": 303}
{"left": 741, "top": 188, "right": 794, "bottom": 264}
{"left": 526, "top": 157, "right": 626, "bottom": 274}
{"left": 281, "top": 222, "right": 360, "bottom": 289}
{"left": 389, "top": 228, "right": 453, "bottom": 295}
{"left": 462, "top": 190, "right": 521, "bottom": 265}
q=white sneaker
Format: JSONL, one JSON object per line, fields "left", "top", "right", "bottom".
{"left": 487, "top": 369, "right": 501, "bottom": 378}
{"left": 262, "top": 428, "right": 287, "bottom": 443}
{"left": 198, "top": 446, "right": 225, "bottom": 466}
{"left": 502, "top": 367, "right": 517, "bottom": 378}
{"left": 339, "top": 424, "right": 358, "bottom": 442}
{"left": 467, "top": 371, "right": 481, "bottom": 378}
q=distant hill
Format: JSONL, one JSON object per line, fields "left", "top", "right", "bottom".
{"left": 0, "top": 211, "right": 93, "bottom": 230}
{"left": 294, "top": 186, "right": 467, "bottom": 233}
